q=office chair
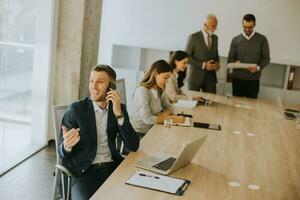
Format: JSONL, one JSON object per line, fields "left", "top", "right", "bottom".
{"left": 116, "top": 79, "right": 128, "bottom": 156}
{"left": 52, "top": 105, "right": 75, "bottom": 200}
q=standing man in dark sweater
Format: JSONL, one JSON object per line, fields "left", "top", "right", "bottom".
{"left": 186, "top": 14, "right": 220, "bottom": 93}
{"left": 228, "top": 14, "right": 270, "bottom": 99}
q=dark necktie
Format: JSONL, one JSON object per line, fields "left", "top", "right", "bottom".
{"left": 207, "top": 34, "right": 211, "bottom": 49}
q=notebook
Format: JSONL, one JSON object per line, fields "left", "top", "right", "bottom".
{"left": 172, "top": 117, "right": 191, "bottom": 127}
{"left": 135, "top": 135, "right": 207, "bottom": 175}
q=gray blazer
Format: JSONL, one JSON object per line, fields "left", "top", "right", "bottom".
{"left": 185, "top": 30, "right": 219, "bottom": 87}
{"left": 131, "top": 86, "right": 172, "bottom": 134}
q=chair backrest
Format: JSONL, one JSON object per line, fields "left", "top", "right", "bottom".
{"left": 273, "top": 92, "right": 284, "bottom": 115}
{"left": 116, "top": 79, "right": 127, "bottom": 106}
{"left": 52, "top": 105, "right": 69, "bottom": 164}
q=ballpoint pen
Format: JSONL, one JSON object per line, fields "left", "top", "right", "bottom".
{"left": 139, "top": 173, "right": 160, "bottom": 179}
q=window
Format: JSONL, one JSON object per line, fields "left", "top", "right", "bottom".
{"left": 0, "top": 0, "right": 54, "bottom": 175}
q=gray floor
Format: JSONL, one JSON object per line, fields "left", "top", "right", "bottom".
{"left": 0, "top": 143, "right": 56, "bottom": 200}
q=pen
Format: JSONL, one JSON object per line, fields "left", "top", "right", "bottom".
{"left": 139, "top": 173, "right": 160, "bottom": 179}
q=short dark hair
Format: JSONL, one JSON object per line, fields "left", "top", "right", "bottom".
{"left": 91, "top": 64, "right": 116, "bottom": 81}
{"left": 243, "top": 14, "right": 256, "bottom": 24}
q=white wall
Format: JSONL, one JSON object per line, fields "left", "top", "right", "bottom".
{"left": 99, "top": 0, "right": 300, "bottom": 66}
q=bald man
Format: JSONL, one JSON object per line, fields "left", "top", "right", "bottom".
{"left": 186, "top": 14, "right": 220, "bottom": 93}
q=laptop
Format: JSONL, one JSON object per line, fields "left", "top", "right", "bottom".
{"left": 135, "top": 135, "right": 207, "bottom": 175}
{"left": 274, "top": 93, "right": 299, "bottom": 120}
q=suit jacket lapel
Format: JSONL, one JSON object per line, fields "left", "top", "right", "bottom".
{"left": 106, "top": 102, "right": 117, "bottom": 139}
{"left": 198, "top": 31, "right": 210, "bottom": 57}
{"left": 87, "top": 98, "right": 97, "bottom": 146}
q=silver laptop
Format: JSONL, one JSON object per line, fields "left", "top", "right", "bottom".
{"left": 135, "top": 135, "right": 207, "bottom": 175}
{"left": 274, "top": 93, "right": 299, "bottom": 120}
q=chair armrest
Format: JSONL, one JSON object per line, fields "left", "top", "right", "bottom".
{"left": 55, "top": 164, "right": 76, "bottom": 177}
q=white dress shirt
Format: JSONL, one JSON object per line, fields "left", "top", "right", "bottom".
{"left": 92, "top": 102, "right": 112, "bottom": 163}
{"left": 202, "top": 29, "right": 214, "bottom": 69}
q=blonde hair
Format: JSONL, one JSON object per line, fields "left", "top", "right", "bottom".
{"left": 140, "top": 60, "right": 172, "bottom": 94}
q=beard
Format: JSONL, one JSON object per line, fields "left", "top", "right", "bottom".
{"left": 207, "top": 30, "right": 213, "bottom": 35}
{"left": 91, "top": 92, "right": 106, "bottom": 102}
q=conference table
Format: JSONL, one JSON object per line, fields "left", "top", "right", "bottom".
{"left": 91, "top": 91, "right": 300, "bottom": 200}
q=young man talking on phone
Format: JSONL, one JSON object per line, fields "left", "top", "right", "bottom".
{"left": 58, "top": 65, "right": 139, "bottom": 200}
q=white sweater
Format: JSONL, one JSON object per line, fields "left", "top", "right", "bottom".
{"left": 165, "top": 72, "right": 187, "bottom": 103}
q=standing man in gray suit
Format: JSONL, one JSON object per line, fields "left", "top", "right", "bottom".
{"left": 186, "top": 14, "right": 220, "bottom": 93}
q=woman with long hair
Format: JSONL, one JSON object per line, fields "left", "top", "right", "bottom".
{"left": 165, "top": 50, "right": 204, "bottom": 103}
{"left": 131, "top": 60, "right": 184, "bottom": 137}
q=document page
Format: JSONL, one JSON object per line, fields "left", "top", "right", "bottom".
{"left": 126, "top": 171, "right": 186, "bottom": 194}
{"left": 227, "top": 63, "right": 256, "bottom": 69}
{"left": 173, "top": 100, "right": 197, "bottom": 109}
{"left": 172, "top": 117, "right": 191, "bottom": 127}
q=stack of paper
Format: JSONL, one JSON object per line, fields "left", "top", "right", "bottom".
{"left": 227, "top": 63, "right": 256, "bottom": 73}
{"left": 173, "top": 100, "right": 197, "bottom": 109}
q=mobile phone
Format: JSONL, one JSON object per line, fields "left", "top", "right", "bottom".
{"left": 106, "top": 82, "right": 117, "bottom": 107}
{"left": 285, "top": 108, "right": 299, "bottom": 113}
{"left": 109, "top": 82, "right": 116, "bottom": 90}
{"left": 106, "top": 81, "right": 116, "bottom": 93}
{"left": 193, "top": 122, "right": 221, "bottom": 130}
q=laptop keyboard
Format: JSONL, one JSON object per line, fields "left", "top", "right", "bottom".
{"left": 152, "top": 157, "right": 176, "bottom": 171}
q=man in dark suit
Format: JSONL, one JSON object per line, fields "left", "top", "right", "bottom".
{"left": 186, "top": 14, "right": 220, "bottom": 93}
{"left": 58, "top": 65, "right": 139, "bottom": 200}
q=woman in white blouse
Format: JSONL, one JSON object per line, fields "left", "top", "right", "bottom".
{"left": 165, "top": 50, "right": 204, "bottom": 103}
{"left": 131, "top": 60, "right": 185, "bottom": 137}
